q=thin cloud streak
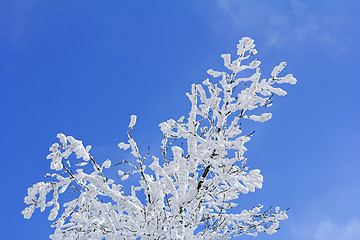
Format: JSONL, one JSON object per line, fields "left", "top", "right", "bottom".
{"left": 292, "top": 219, "right": 360, "bottom": 240}
{"left": 213, "top": 0, "right": 351, "bottom": 55}
{"left": 0, "top": 0, "right": 42, "bottom": 45}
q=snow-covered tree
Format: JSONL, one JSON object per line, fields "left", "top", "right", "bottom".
{"left": 22, "top": 37, "right": 296, "bottom": 239}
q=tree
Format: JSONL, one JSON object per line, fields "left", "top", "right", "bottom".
{"left": 22, "top": 37, "right": 296, "bottom": 239}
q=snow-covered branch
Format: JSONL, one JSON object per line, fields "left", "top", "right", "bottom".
{"left": 23, "top": 37, "right": 296, "bottom": 239}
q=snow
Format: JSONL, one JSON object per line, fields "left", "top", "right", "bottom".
{"left": 22, "top": 37, "right": 294, "bottom": 239}
{"left": 129, "top": 114, "right": 137, "bottom": 128}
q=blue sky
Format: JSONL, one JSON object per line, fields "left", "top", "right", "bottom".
{"left": 0, "top": 0, "right": 359, "bottom": 239}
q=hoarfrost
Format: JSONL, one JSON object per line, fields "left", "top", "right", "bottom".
{"left": 22, "top": 37, "right": 295, "bottom": 240}
{"left": 129, "top": 115, "right": 137, "bottom": 128}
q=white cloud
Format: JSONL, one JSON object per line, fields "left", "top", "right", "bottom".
{"left": 292, "top": 219, "right": 360, "bottom": 240}
{"left": 0, "top": 0, "right": 40, "bottom": 45}
{"left": 211, "top": 0, "right": 349, "bottom": 55}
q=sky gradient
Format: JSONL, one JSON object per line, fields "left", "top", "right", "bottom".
{"left": 1, "top": 1, "right": 359, "bottom": 239}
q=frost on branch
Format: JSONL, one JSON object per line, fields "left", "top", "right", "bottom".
{"left": 23, "top": 37, "right": 295, "bottom": 239}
